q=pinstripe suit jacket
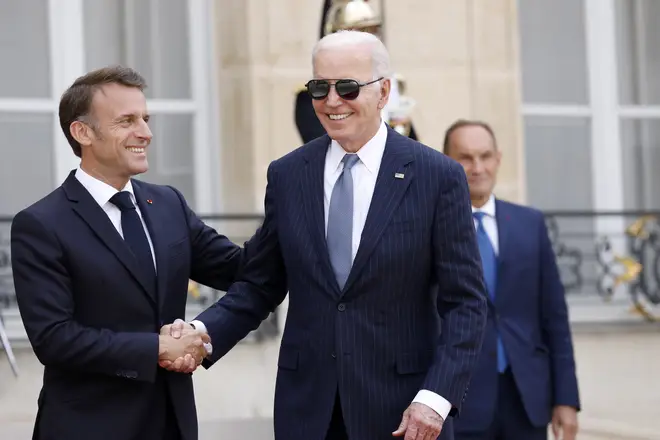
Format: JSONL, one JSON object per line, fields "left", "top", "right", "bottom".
{"left": 196, "top": 126, "right": 488, "bottom": 440}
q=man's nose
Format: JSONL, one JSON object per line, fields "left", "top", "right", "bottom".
{"left": 137, "top": 119, "right": 153, "bottom": 141}
{"left": 472, "top": 159, "right": 485, "bottom": 174}
{"left": 325, "top": 86, "right": 342, "bottom": 106}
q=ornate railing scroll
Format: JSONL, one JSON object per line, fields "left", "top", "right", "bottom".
{"left": 1, "top": 210, "right": 660, "bottom": 337}
{"left": 545, "top": 211, "right": 660, "bottom": 322}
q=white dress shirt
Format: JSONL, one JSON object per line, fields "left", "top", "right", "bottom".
{"left": 74, "top": 167, "right": 157, "bottom": 271}
{"left": 472, "top": 194, "right": 499, "bottom": 255}
{"left": 196, "top": 121, "right": 452, "bottom": 420}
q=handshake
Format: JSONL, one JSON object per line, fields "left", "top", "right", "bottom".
{"left": 157, "top": 319, "right": 211, "bottom": 374}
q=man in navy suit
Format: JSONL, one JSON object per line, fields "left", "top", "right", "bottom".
{"left": 10, "top": 66, "right": 254, "bottom": 440}
{"left": 443, "top": 119, "right": 580, "bottom": 440}
{"left": 165, "top": 31, "right": 488, "bottom": 440}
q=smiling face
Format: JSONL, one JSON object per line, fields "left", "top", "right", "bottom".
{"left": 71, "top": 83, "right": 152, "bottom": 189}
{"left": 311, "top": 45, "right": 390, "bottom": 152}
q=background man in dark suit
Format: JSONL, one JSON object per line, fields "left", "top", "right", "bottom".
{"left": 443, "top": 119, "right": 580, "bottom": 440}
{"left": 166, "top": 30, "right": 487, "bottom": 440}
{"left": 11, "top": 66, "right": 254, "bottom": 440}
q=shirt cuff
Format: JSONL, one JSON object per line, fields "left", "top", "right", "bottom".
{"left": 189, "top": 320, "right": 212, "bottom": 356}
{"left": 413, "top": 390, "right": 452, "bottom": 421}
{"left": 189, "top": 320, "right": 207, "bottom": 334}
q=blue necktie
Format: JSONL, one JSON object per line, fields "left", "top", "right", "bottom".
{"left": 327, "top": 154, "right": 360, "bottom": 290}
{"left": 110, "top": 191, "right": 156, "bottom": 292}
{"left": 473, "top": 212, "right": 507, "bottom": 373}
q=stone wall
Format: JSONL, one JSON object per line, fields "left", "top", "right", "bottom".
{"left": 213, "top": 0, "right": 526, "bottom": 212}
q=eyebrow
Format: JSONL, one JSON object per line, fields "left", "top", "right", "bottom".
{"left": 113, "top": 113, "right": 150, "bottom": 121}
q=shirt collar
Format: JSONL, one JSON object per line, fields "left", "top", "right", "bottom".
{"left": 327, "top": 120, "right": 388, "bottom": 175}
{"left": 75, "top": 166, "right": 136, "bottom": 208}
{"left": 472, "top": 194, "right": 496, "bottom": 217}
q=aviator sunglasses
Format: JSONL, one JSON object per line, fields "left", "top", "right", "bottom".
{"left": 305, "top": 77, "right": 384, "bottom": 101}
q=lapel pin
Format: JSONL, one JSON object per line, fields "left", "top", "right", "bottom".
{"left": 394, "top": 173, "right": 405, "bottom": 179}
{"left": 146, "top": 199, "right": 153, "bottom": 204}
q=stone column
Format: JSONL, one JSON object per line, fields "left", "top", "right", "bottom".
{"left": 385, "top": 0, "right": 525, "bottom": 203}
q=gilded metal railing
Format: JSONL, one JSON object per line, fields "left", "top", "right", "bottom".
{"left": 544, "top": 211, "right": 660, "bottom": 322}
{"left": 1, "top": 211, "right": 659, "bottom": 332}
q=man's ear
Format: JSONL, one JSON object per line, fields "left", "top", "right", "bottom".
{"left": 378, "top": 78, "right": 391, "bottom": 110}
{"left": 69, "top": 120, "right": 94, "bottom": 147}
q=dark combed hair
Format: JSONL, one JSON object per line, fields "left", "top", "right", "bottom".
{"left": 58, "top": 65, "right": 147, "bottom": 157}
{"left": 442, "top": 119, "right": 498, "bottom": 155}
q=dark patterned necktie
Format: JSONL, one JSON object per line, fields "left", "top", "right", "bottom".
{"left": 109, "top": 191, "right": 156, "bottom": 291}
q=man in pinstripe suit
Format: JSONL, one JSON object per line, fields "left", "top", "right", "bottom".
{"left": 167, "top": 31, "right": 488, "bottom": 440}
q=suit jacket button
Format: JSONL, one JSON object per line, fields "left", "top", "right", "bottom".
{"left": 331, "top": 352, "right": 337, "bottom": 359}
{"left": 337, "top": 303, "right": 346, "bottom": 312}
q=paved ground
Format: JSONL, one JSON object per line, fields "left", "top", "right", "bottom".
{"left": 2, "top": 325, "right": 660, "bottom": 439}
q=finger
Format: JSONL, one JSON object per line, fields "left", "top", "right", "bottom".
{"left": 158, "top": 360, "right": 172, "bottom": 369}
{"left": 403, "top": 422, "right": 418, "bottom": 440}
{"left": 171, "top": 318, "right": 186, "bottom": 338}
{"left": 183, "top": 355, "right": 196, "bottom": 373}
{"left": 424, "top": 428, "right": 440, "bottom": 440}
{"left": 200, "top": 332, "right": 211, "bottom": 344}
{"left": 173, "top": 357, "right": 186, "bottom": 371}
{"left": 565, "top": 424, "right": 578, "bottom": 440}
{"left": 159, "top": 324, "right": 171, "bottom": 336}
{"left": 392, "top": 411, "right": 409, "bottom": 436}
{"left": 551, "top": 419, "right": 560, "bottom": 438}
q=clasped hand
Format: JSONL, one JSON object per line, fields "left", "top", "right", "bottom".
{"left": 158, "top": 319, "right": 211, "bottom": 374}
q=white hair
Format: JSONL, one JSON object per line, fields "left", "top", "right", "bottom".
{"left": 311, "top": 30, "right": 392, "bottom": 80}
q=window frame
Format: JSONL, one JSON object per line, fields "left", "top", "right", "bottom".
{"left": 0, "top": 0, "right": 222, "bottom": 214}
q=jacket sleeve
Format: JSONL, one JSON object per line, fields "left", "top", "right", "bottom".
{"left": 167, "top": 185, "right": 251, "bottom": 292}
{"left": 423, "top": 159, "right": 488, "bottom": 416}
{"left": 194, "top": 163, "right": 289, "bottom": 366}
{"left": 11, "top": 210, "right": 159, "bottom": 383}
{"left": 538, "top": 215, "right": 581, "bottom": 409}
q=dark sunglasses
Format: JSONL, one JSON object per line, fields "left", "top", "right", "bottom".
{"left": 305, "top": 77, "right": 384, "bottom": 100}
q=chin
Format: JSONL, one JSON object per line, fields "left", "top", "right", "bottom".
{"left": 128, "top": 162, "right": 149, "bottom": 176}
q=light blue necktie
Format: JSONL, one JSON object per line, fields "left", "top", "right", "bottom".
{"left": 327, "top": 154, "right": 360, "bottom": 290}
{"left": 473, "top": 212, "right": 508, "bottom": 373}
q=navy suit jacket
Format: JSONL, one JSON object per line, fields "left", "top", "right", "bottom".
{"left": 196, "top": 127, "right": 488, "bottom": 440}
{"left": 11, "top": 171, "right": 251, "bottom": 440}
{"left": 455, "top": 199, "right": 580, "bottom": 433}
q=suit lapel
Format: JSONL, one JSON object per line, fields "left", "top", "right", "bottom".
{"left": 300, "top": 136, "right": 342, "bottom": 295}
{"left": 132, "top": 181, "right": 167, "bottom": 312}
{"left": 63, "top": 172, "right": 156, "bottom": 307}
{"left": 342, "top": 129, "right": 414, "bottom": 294}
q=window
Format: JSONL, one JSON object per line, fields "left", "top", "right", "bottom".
{"left": 0, "top": 0, "right": 219, "bottom": 216}
{"left": 0, "top": 0, "right": 53, "bottom": 216}
{"left": 616, "top": 0, "right": 660, "bottom": 210}
{"left": 518, "top": 0, "right": 594, "bottom": 215}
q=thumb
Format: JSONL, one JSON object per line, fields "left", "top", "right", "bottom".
{"left": 392, "top": 411, "right": 409, "bottom": 436}
{"left": 171, "top": 318, "right": 186, "bottom": 339}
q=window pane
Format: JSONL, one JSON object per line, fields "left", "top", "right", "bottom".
{"left": 0, "top": 113, "right": 54, "bottom": 216}
{"left": 524, "top": 116, "right": 596, "bottom": 296}
{"left": 621, "top": 119, "right": 660, "bottom": 209}
{"left": 615, "top": 0, "right": 660, "bottom": 105}
{"left": 137, "top": 114, "right": 195, "bottom": 208}
{"left": 524, "top": 116, "right": 593, "bottom": 210}
{"left": 518, "top": 0, "right": 589, "bottom": 104}
{"left": 83, "top": 0, "right": 191, "bottom": 99}
{"left": 0, "top": 0, "right": 50, "bottom": 98}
